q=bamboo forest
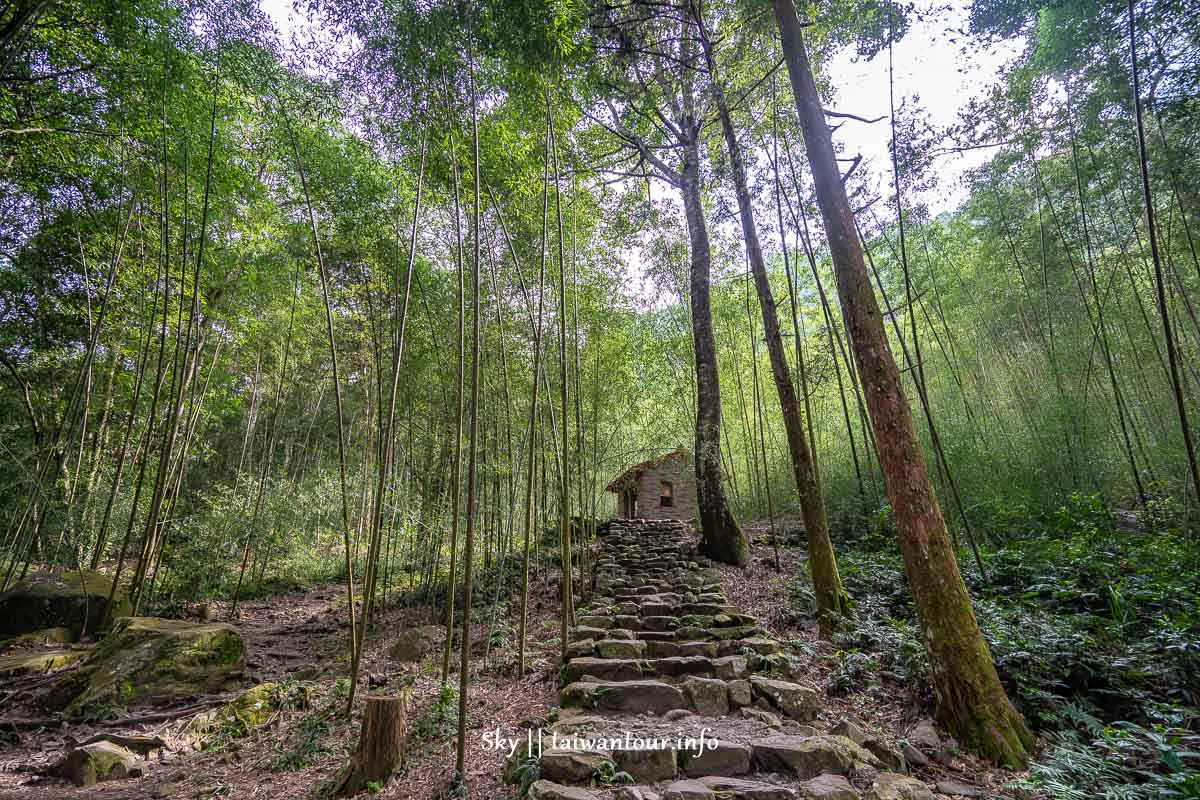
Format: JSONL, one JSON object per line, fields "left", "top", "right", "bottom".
{"left": 1, "top": 0, "right": 1198, "bottom": 797}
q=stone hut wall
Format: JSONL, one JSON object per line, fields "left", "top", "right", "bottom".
{"left": 635, "top": 458, "right": 696, "bottom": 521}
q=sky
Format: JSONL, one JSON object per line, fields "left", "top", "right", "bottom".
{"left": 823, "top": 2, "right": 1023, "bottom": 212}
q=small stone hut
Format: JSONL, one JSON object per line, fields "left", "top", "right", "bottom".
{"left": 605, "top": 449, "right": 695, "bottom": 521}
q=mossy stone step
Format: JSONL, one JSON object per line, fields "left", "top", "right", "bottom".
{"left": 680, "top": 742, "right": 753, "bottom": 777}
{"left": 563, "top": 655, "right": 718, "bottom": 683}
{"left": 571, "top": 626, "right": 610, "bottom": 641}
{"left": 646, "top": 640, "right": 719, "bottom": 659}
{"left": 750, "top": 735, "right": 883, "bottom": 779}
{"left": 560, "top": 679, "right": 688, "bottom": 713}
{"left": 528, "top": 779, "right": 599, "bottom": 800}
{"left": 698, "top": 776, "right": 799, "bottom": 800}
{"left": 595, "top": 639, "right": 647, "bottom": 659}
{"left": 540, "top": 748, "right": 612, "bottom": 783}
{"left": 642, "top": 616, "right": 680, "bottom": 632}
{"left": 749, "top": 677, "right": 819, "bottom": 721}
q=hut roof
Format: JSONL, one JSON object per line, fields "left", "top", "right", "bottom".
{"left": 605, "top": 450, "right": 689, "bottom": 493}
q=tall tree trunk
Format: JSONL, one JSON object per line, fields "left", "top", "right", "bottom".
{"left": 490, "top": 150, "right": 550, "bottom": 676}
{"left": 698, "top": 11, "right": 845, "bottom": 624}
{"left": 774, "top": 0, "right": 1032, "bottom": 766}
{"left": 678, "top": 29, "right": 747, "bottom": 565}
{"left": 548, "top": 92, "right": 575, "bottom": 659}
{"left": 454, "top": 46, "right": 482, "bottom": 779}
{"left": 1127, "top": 0, "right": 1200, "bottom": 504}
{"left": 282, "top": 100, "right": 359, "bottom": 714}
{"left": 441, "top": 111, "right": 467, "bottom": 685}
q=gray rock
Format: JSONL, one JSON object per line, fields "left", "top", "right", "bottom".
{"left": 906, "top": 720, "right": 940, "bottom": 753}
{"left": 862, "top": 739, "right": 905, "bottom": 774}
{"left": 684, "top": 676, "right": 729, "bottom": 715}
{"left": 616, "top": 788, "right": 662, "bottom": 800}
{"left": 740, "top": 707, "right": 783, "bottom": 727}
{"left": 712, "top": 655, "right": 750, "bottom": 680}
{"left": 900, "top": 743, "right": 928, "bottom": 768}
{"left": 728, "top": 679, "right": 752, "bottom": 708}
{"left": 698, "top": 776, "right": 798, "bottom": 800}
{"left": 540, "top": 748, "right": 612, "bottom": 784}
{"left": 800, "top": 773, "right": 860, "bottom": 800}
{"left": 571, "top": 626, "right": 609, "bottom": 641}
{"left": 749, "top": 677, "right": 819, "bottom": 722}
{"left": 529, "top": 780, "right": 601, "bottom": 800}
{"left": 615, "top": 746, "right": 678, "bottom": 782}
{"left": 751, "top": 735, "right": 882, "bottom": 779}
{"left": 648, "top": 641, "right": 683, "bottom": 658}
{"left": 0, "top": 569, "right": 130, "bottom": 639}
{"left": 680, "top": 742, "right": 752, "bottom": 777}
{"left": 566, "top": 638, "right": 596, "bottom": 659}
{"left": 664, "top": 779, "right": 716, "bottom": 800}
{"left": 563, "top": 657, "right": 646, "bottom": 683}
{"left": 934, "top": 780, "right": 984, "bottom": 798}
{"left": 677, "top": 641, "right": 720, "bottom": 658}
{"left": 863, "top": 774, "right": 933, "bottom": 800}
{"left": 739, "top": 637, "right": 783, "bottom": 655}
{"left": 828, "top": 719, "right": 868, "bottom": 745}
{"left": 560, "top": 680, "right": 688, "bottom": 714}
{"left": 56, "top": 741, "right": 137, "bottom": 787}
{"left": 46, "top": 617, "right": 245, "bottom": 715}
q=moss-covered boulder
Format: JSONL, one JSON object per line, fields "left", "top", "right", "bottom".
{"left": 186, "top": 682, "right": 285, "bottom": 745}
{"left": 1, "top": 626, "right": 75, "bottom": 647}
{"left": 55, "top": 740, "right": 139, "bottom": 786}
{"left": 389, "top": 625, "right": 443, "bottom": 662}
{"left": 46, "top": 617, "right": 245, "bottom": 715}
{"left": 0, "top": 570, "right": 130, "bottom": 639}
{"left": 0, "top": 648, "right": 87, "bottom": 676}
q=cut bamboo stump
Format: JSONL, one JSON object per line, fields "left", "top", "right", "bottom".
{"left": 332, "top": 694, "right": 406, "bottom": 796}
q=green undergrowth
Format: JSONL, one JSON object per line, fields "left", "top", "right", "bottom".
{"left": 802, "top": 492, "right": 1200, "bottom": 797}
{"left": 409, "top": 682, "right": 460, "bottom": 743}
{"left": 271, "top": 678, "right": 350, "bottom": 771}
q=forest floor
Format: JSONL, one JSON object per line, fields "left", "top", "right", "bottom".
{"left": 726, "top": 520, "right": 1019, "bottom": 797}
{"left": 0, "top": 570, "right": 562, "bottom": 800}
{"left": 0, "top": 527, "right": 1027, "bottom": 799}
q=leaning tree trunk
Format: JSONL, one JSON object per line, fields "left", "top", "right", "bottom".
{"left": 698, "top": 10, "right": 848, "bottom": 627}
{"left": 774, "top": 0, "right": 1033, "bottom": 767}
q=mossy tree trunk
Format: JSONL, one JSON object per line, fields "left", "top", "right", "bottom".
{"left": 697, "top": 5, "right": 848, "bottom": 627}
{"left": 681, "top": 132, "right": 747, "bottom": 566}
{"left": 773, "top": 0, "right": 1033, "bottom": 767}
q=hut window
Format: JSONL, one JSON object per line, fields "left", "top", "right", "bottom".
{"left": 660, "top": 481, "right": 674, "bottom": 507}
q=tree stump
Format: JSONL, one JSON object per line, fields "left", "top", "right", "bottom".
{"left": 332, "top": 694, "right": 406, "bottom": 796}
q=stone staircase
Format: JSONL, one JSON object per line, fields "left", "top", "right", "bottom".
{"left": 519, "top": 518, "right": 935, "bottom": 800}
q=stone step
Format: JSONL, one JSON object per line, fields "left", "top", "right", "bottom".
{"left": 560, "top": 679, "right": 688, "bottom": 714}
{"left": 749, "top": 735, "right": 882, "bottom": 779}
{"left": 538, "top": 518, "right": 933, "bottom": 800}
{"left": 562, "top": 655, "right": 726, "bottom": 683}
{"left": 696, "top": 776, "right": 798, "bottom": 800}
